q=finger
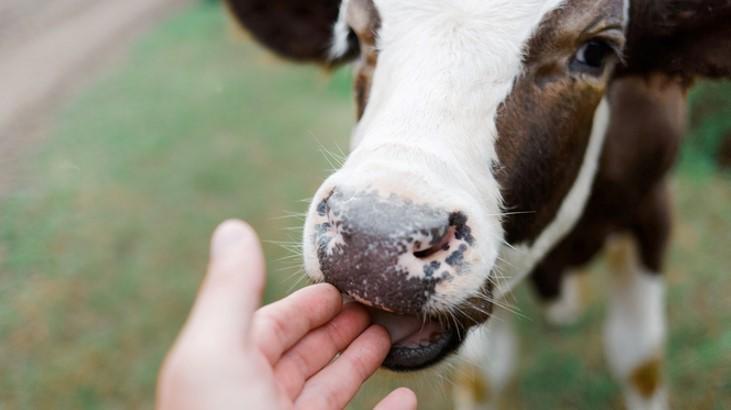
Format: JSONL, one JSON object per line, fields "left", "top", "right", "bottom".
{"left": 253, "top": 283, "right": 342, "bottom": 364}
{"left": 273, "top": 303, "right": 371, "bottom": 399}
{"left": 374, "top": 388, "right": 417, "bottom": 410}
{"left": 295, "top": 325, "right": 391, "bottom": 410}
{"left": 182, "top": 219, "right": 265, "bottom": 348}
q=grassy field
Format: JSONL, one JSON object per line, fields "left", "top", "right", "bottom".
{"left": 1, "top": 3, "right": 729, "bottom": 409}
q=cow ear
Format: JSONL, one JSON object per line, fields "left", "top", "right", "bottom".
{"left": 225, "top": 0, "right": 359, "bottom": 65}
{"left": 622, "top": 0, "right": 731, "bottom": 78}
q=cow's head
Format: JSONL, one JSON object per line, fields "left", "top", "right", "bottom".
{"left": 227, "top": 0, "right": 731, "bottom": 370}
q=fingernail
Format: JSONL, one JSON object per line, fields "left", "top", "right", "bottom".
{"left": 211, "top": 220, "right": 249, "bottom": 258}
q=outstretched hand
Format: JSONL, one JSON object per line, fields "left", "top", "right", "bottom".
{"left": 157, "top": 220, "right": 416, "bottom": 410}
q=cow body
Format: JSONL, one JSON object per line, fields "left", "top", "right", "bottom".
{"left": 531, "top": 74, "right": 686, "bottom": 302}
{"left": 467, "top": 73, "right": 686, "bottom": 409}
{"left": 226, "top": 0, "right": 731, "bottom": 408}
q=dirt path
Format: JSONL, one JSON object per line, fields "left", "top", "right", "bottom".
{"left": 0, "top": 0, "right": 188, "bottom": 196}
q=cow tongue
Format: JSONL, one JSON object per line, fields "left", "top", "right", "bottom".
{"left": 368, "top": 308, "right": 444, "bottom": 347}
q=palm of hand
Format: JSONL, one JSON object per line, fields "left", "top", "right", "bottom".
{"left": 157, "top": 220, "right": 416, "bottom": 410}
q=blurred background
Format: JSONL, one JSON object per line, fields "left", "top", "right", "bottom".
{"left": 0, "top": 1, "right": 729, "bottom": 408}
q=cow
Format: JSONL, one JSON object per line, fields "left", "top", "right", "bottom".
{"left": 225, "top": 0, "right": 731, "bottom": 408}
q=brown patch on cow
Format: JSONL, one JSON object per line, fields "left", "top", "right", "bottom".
{"left": 496, "top": 0, "right": 625, "bottom": 245}
{"left": 225, "top": 0, "right": 359, "bottom": 64}
{"left": 529, "top": 73, "right": 687, "bottom": 299}
{"left": 719, "top": 133, "right": 731, "bottom": 169}
{"left": 347, "top": 0, "right": 381, "bottom": 119}
{"left": 605, "top": 235, "right": 635, "bottom": 276}
{"left": 576, "top": 270, "right": 591, "bottom": 305}
{"left": 630, "top": 357, "right": 663, "bottom": 398}
{"left": 631, "top": 182, "right": 673, "bottom": 272}
{"left": 622, "top": 0, "right": 731, "bottom": 79}
{"left": 455, "top": 364, "right": 491, "bottom": 404}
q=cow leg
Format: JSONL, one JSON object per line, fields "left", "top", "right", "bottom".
{"left": 604, "top": 187, "right": 671, "bottom": 410}
{"left": 453, "top": 308, "right": 517, "bottom": 410}
{"left": 546, "top": 270, "right": 589, "bottom": 326}
{"left": 531, "top": 266, "right": 589, "bottom": 327}
{"left": 530, "top": 229, "right": 607, "bottom": 327}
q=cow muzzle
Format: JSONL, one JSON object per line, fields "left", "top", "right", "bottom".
{"left": 303, "top": 185, "right": 494, "bottom": 370}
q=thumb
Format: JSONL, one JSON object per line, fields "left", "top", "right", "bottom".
{"left": 183, "top": 219, "right": 266, "bottom": 347}
{"left": 374, "top": 388, "right": 417, "bottom": 410}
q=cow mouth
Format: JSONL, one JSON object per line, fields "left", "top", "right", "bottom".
{"left": 367, "top": 307, "right": 460, "bottom": 371}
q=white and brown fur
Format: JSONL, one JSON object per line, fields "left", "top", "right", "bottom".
{"left": 226, "top": 0, "right": 731, "bottom": 408}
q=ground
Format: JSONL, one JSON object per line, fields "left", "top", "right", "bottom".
{"left": 0, "top": 0, "right": 184, "bottom": 197}
{"left": 0, "top": 3, "right": 729, "bottom": 409}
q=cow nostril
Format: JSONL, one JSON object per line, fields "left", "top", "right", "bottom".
{"left": 413, "top": 226, "right": 455, "bottom": 259}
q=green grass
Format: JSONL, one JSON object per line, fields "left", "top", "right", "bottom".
{"left": 0, "top": 3, "right": 729, "bottom": 409}
{"left": 680, "top": 81, "right": 731, "bottom": 176}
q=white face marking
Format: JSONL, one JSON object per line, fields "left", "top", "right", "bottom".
{"left": 307, "top": 0, "right": 568, "bottom": 311}
{"left": 495, "top": 97, "right": 611, "bottom": 298}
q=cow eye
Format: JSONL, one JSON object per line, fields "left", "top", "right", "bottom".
{"left": 571, "top": 40, "right": 615, "bottom": 75}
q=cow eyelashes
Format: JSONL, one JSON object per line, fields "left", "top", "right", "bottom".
{"left": 570, "top": 40, "right": 616, "bottom": 76}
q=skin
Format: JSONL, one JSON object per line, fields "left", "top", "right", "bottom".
{"left": 156, "top": 219, "right": 417, "bottom": 410}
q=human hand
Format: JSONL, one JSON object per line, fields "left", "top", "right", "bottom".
{"left": 156, "top": 220, "right": 417, "bottom": 410}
